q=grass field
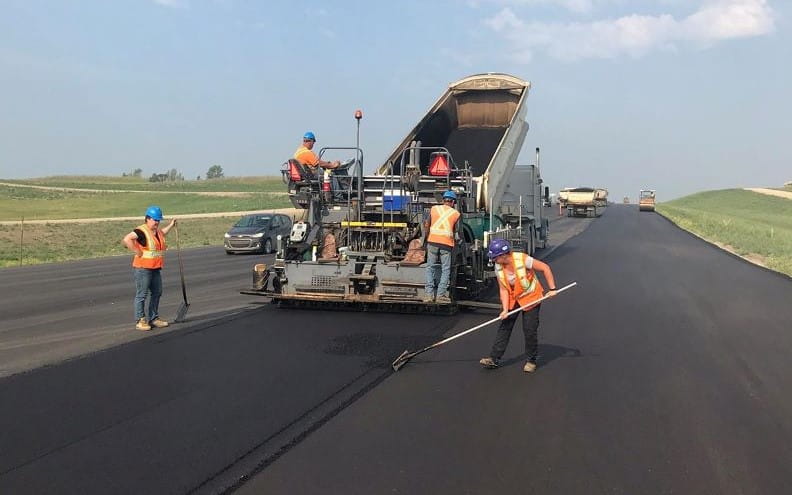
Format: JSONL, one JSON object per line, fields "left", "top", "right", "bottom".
{"left": 0, "top": 216, "right": 281, "bottom": 267}
{"left": 657, "top": 189, "right": 792, "bottom": 277}
{"left": 3, "top": 176, "right": 791, "bottom": 274}
{"left": 0, "top": 184, "right": 290, "bottom": 221}
{"left": 1, "top": 175, "right": 285, "bottom": 192}
{"left": 0, "top": 175, "right": 296, "bottom": 266}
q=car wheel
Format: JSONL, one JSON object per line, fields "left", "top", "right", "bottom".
{"left": 263, "top": 238, "right": 273, "bottom": 254}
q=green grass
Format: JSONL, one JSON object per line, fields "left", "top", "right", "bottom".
{"left": 0, "top": 175, "right": 300, "bottom": 266}
{"left": 657, "top": 189, "right": 792, "bottom": 277}
{"left": 0, "top": 184, "right": 290, "bottom": 221}
{"left": 1, "top": 175, "right": 285, "bottom": 192}
{"left": 0, "top": 216, "right": 282, "bottom": 267}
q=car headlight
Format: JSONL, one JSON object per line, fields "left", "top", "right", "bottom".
{"left": 224, "top": 233, "right": 231, "bottom": 238}
{"left": 252, "top": 233, "right": 265, "bottom": 238}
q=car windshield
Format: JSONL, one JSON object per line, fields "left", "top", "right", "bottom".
{"left": 234, "top": 216, "right": 271, "bottom": 228}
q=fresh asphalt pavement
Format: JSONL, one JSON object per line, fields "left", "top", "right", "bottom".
{"left": 2, "top": 205, "right": 791, "bottom": 494}
{"left": 0, "top": 245, "right": 271, "bottom": 378}
{"left": 0, "top": 207, "right": 565, "bottom": 493}
{"left": 239, "top": 205, "right": 792, "bottom": 495}
{"left": 0, "top": 275, "right": 462, "bottom": 493}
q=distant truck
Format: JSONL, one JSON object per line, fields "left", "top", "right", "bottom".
{"left": 639, "top": 189, "right": 656, "bottom": 212}
{"left": 623, "top": 196, "right": 630, "bottom": 204}
{"left": 565, "top": 187, "right": 606, "bottom": 218}
{"left": 558, "top": 187, "right": 571, "bottom": 208}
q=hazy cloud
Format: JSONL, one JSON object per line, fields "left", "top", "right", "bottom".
{"left": 484, "top": 0, "right": 776, "bottom": 61}
{"left": 153, "top": 0, "right": 189, "bottom": 8}
{"left": 471, "top": 0, "right": 596, "bottom": 14}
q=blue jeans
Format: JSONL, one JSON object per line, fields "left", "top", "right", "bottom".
{"left": 425, "top": 244, "right": 452, "bottom": 297}
{"left": 134, "top": 268, "right": 162, "bottom": 321}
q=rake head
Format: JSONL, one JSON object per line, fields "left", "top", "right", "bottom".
{"left": 391, "top": 349, "right": 413, "bottom": 372}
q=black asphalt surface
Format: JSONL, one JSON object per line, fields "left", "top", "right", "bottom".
{"left": 240, "top": 205, "right": 792, "bottom": 495}
{"left": 0, "top": 294, "right": 460, "bottom": 493}
{"left": 2, "top": 205, "right": 790, "bottom": 494}
{"left": 0, "top": 246, "right": 274, "bottom": 378}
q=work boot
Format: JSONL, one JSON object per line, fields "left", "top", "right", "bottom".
{"left": 436, "top": 295, "right": 452, "bottom": 304}
{"left": 150, "top": 318, "right": 169, "bottom": 328}
{"left": 136, "top": 318, "right": 152, "bottom": 331}
{"left": 479, "top": 357, "right": 499, "bottom": 369}
{"left": 523, "top": 361, "right": 537, "bottom": 373}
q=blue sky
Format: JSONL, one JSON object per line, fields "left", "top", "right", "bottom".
{"left": 0, "top": 0, "right": 789, "bottom": 200}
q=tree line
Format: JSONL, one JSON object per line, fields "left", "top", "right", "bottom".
{"left": 122, "top": 165, "right": 225, "bottom": 181}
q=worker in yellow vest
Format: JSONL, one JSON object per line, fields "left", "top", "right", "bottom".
{"left": 122, "top": 206, "right": 177, "bottom": 331}
{"left": 423, "top": 190, "right": 461, "bottom": 303}
{"left": 479, "top": 238, "right": 558, "bottom": 373}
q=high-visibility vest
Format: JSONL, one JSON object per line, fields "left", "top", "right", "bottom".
{"left": 427, "top": 204, "right": 460, "bottom": 248}
{"left": 132, "top": 224, "right": 166, "bottom": 269}
{"left": 294, "top": 146, "right": 319, "bottom": 167}
{"left": 495, "top": 252, "right": 544, "bottom": 310}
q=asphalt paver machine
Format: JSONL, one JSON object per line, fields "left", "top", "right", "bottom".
{"left": 246, "top": 74, "right": 549, "bottom": 312}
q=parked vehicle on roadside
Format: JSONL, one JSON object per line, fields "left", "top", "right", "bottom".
{"left": 224, "top": 213, "right": 292, "bottom": 254}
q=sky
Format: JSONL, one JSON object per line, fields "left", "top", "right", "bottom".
{"left": 0, "top": 0, "right": 790, "bottom": 200}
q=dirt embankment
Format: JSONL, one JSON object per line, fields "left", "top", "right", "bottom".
{"left": 745, "top": 188, "right": 792, "bottom": 200}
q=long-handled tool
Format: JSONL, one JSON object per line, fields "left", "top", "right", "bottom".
{"left": 174, "top": 225, "right": 190, "bottom": 323}
{"left": 391, "top": 282, "right": 577, "bottom": 371}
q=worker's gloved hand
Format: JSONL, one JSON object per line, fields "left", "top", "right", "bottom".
{"left": 546, "top": 290, "right": 558, "bottom": 298}
{"left": 499, "top": 309, "right": 509, "bottom": 320}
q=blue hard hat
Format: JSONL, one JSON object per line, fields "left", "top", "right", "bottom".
{"left": 442, "top": 190, "right": 457, "bottom": 201}
{"left": 145, "top": 205, "right": 163, "bottom": 221}
{"left": 487, "top": 238, "right": 512, "bottom": 260}
{"left": 303, "top": 131, "right": 316, "bottom": 141}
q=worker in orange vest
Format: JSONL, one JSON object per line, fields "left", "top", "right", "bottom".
{"left": 479, "top": 238, "right": 558, "bottom": 373}
{"left": 122, "top": 206, "right": 177, "bottom": 331}
{"left": 293, "top": 131, "right": 340, "bottom": 171}
{"left": 423, "top": 190, "right": 461, "bottom": 304}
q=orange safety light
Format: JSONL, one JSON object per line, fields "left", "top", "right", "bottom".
{"left": 428, "top": 154, "right": 451, "bottom": 176}
{"left": 354, "top": 109, "right": 363, "bottom": 120}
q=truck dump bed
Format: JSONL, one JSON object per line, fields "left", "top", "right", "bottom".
{"left": 376, "top": 73, "right": 530, "bottom": 212}
{"left": 565, "top": 187, "right": 604, "bottom": 218}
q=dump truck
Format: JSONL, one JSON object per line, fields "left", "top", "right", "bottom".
{"left": 565, "top": 187, "right": 605, "bottom": 217}
{"left": 639, "top": 189, "right": 656, "bottom": 211}
{"left": 246, "top": 73, "right": 549, "bottom": 312}
{"left": 558, "top": 187, "right": 572, "bottom": 208}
